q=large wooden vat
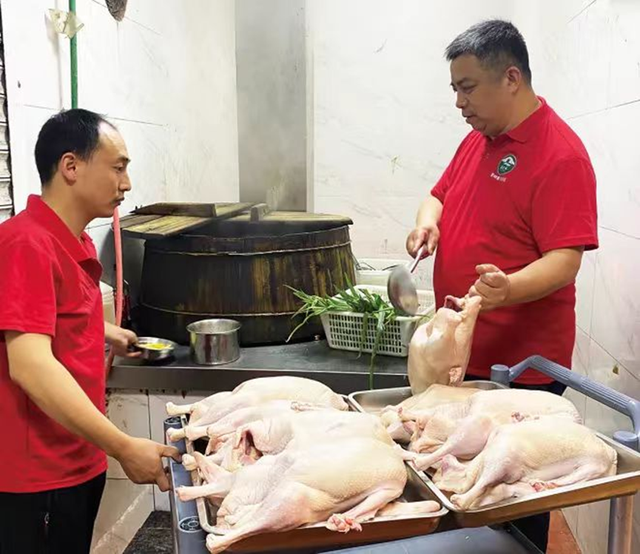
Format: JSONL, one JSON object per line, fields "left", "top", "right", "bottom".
{"left": 136, "top": 214, "right": 355, "bottom": 345}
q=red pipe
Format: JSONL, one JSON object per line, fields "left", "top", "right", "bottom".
{"left": 112, "top": 208, "right": 124, "bottom": 326}
{"left": 106, "top": 208, "right": 124, "bottom": 371}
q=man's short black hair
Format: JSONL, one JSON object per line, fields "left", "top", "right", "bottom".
{"left": 445, "top": 20, "right": 532, "bottom": 84}
{"left": 34, "top": 108, "right": 116, "bottom": 185}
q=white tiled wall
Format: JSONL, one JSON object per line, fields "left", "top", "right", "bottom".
{"left": 1, "top": 0, "right": 240, "bottom": 253}
{"left": 521, "top": 1, "right": 640, "bottom": 551}
{"left": 309, "top": 0, "right": 517, "bottom": 261}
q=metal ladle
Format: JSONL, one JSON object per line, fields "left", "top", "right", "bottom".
{"left": 387, "top": 245, "right": 426, "bottom": 316}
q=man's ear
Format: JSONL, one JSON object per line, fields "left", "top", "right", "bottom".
{"left": 504, "top": 65, "right": 524, "bottom": 92}
{"left": 58, "top": 152, "right": 78, "bottom": 185}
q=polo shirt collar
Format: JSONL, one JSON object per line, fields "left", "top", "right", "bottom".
{"left": 26, "top": 195, "right": 95, "bottom": 263}
{"left": 503, "top": 96, "right": 549, "bottom": 144}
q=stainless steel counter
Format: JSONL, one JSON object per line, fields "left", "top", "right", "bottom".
{"left": 107, "top": 340, "right": 410, "bottom": 394}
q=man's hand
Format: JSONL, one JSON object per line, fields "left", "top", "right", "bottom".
{"left": 6, "top": 332, "right": 179, "bottom": 492}
{"left": 115, "top": 437, "right": 182, "bottom": 492}
{"left": 105, "top": 322, "right": 139, "bottom": 357}
{"left": 410, "top": 195, "right": 444, "bottom": 258}
{"left": 468, "top": 264, "right": 511, "bottom": 311}
{"left": 469, "top": 249, "right": 584, "bottom": 311}
{"left": 406, "top": 223, "right": 440, "bottom": 258}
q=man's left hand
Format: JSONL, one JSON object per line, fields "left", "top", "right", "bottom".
{"left": 468, "top": 264, "right": 510, "bottom": 311}
{"left": 105, "top": 322, "right": 139, "bottom": 357}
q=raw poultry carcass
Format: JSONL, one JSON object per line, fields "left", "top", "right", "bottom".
{"left": 380, "top": 384, "right": 480, "bottom": 443}
{"left": 202, "top": 438, "right": 408, "bottom": 553}
{"left": 205, "top": 401, "right": 303, "bottom": 445}
{"left": 182, "top": 409, "right": 393, "bottom": 478}
{"left": 401, "top": 389, "right": 581, "bottom": 470}
{"left": 166, "top": 376, "right": 348, "bottom": 441}
{"left": 233, "top": 409, "right": 393, "bottom": 459}
{"left": 199, "top": 400, "right": 309, "bottom": 453}
{"left": 404, "top": 402, "right": 469, "bottom": 455}
{"left": 166, "top": 391, "right": 231, "bottom": 420}
{"left": 436, "top": 419, "right": 617, "bottom": 510}
{"left": 375, "top": 499, "right": 440, "bottom": 517}
{"left": 179, "top": 452, "right": 440, "bottom": 525}
{"left": 178, "top": 452, "right": 236, "bottom": 504}
{"left": 177, "top": 400, "right": 330, "bottom": 446}
{"left": 184, "top": 438, "right": 249, "bottom": 474}
{"left": 230, "top": 376, "right": 348, "bottom": 410}
{"left": 408, "top": 295, "right": 482, "bottom": 394}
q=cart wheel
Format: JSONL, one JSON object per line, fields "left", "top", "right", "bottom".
{"left": 179, "top": 516, "right": 201, "bottom": 533}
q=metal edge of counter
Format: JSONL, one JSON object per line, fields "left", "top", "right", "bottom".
{"left": 108, "top": 360, "right": 411, "bottom": 395}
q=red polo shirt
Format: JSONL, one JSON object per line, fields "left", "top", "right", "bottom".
{"left": 431, "top": 98, "right": 598, "bottom": 384}
{"left": 0, "top": 195, "right": 107, "bottom": 492}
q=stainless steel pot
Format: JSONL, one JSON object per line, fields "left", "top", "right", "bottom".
{"left": 186, "top": 319, "right": 241, "bottom": 365}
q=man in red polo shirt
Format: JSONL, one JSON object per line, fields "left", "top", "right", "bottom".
{"left": 406, "top": 20, "right": 597, "bottom": 552}
{"left": 0, "top": 109, "right": 180, "bottom": 553}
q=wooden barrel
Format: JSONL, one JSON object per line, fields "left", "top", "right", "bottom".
{"left": 137, "top": 220, "right": 355, "bottom": 345}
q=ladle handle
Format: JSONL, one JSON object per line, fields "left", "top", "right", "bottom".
{"left": 408, "top": 245, "right": 425, "bottom": 273}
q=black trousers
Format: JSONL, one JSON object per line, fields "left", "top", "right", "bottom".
{"left": 0, "top": 472, "right": 106, "bottom": 554}
{"left": 465, "top": 374, "right": 567, "bottom": 553}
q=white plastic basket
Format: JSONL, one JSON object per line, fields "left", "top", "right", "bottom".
{"left": 354, "top": 259, "right": 399, "bottom": 287}
{"left": 355, "top": 257, "right": 433, "bottom": 290}
{"left": 320, "top": 285, "right": 435, "bottom": 357}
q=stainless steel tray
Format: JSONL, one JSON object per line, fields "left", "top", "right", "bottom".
{"left": 179, "top": 397, "right": 447, "bottom": 552}
{"left": 349, "top": 383, "right": 640, "bottom": 527}
{"left": 349, "top": 380, "right": 506, "bottom": 415}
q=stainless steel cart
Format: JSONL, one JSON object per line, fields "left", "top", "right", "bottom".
{"left": 347, "top": 357, "right": 640, "bottom": 554}
{"left": 166, "top": 356, "right": 640, "bottom": 554}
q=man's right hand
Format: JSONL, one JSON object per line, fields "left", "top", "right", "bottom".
{"left": 406, "top": 223, "right": 440, "bottom": 258}
{"left": 115, "top": 437, "right": 182, "bottom": 492}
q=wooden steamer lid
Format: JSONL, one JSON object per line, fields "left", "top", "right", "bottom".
{"left": 122, "top": 203, "right": 355, "bottom": 345}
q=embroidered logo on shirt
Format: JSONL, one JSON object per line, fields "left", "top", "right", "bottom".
{"left": 497, "top": 154, "right": 517, "bottom": 175}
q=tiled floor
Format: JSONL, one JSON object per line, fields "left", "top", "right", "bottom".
{"left": 548, "top": 511, "right": 582, "bottom": 554}
{"left": 123, "top": 511, "right": 172, "bottom": 554}
{"left": 125, "top": 510, "right": 582, "bottom": 553}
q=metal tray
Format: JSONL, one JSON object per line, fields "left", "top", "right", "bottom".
{"left": 178, "top": 397, "right": 447, "bottom": 552}
{"left": 349, "top": 384, "right": 640, "bottom": 527}
{"left": 349, "top": 381, "right": 506, "bottom": 415}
